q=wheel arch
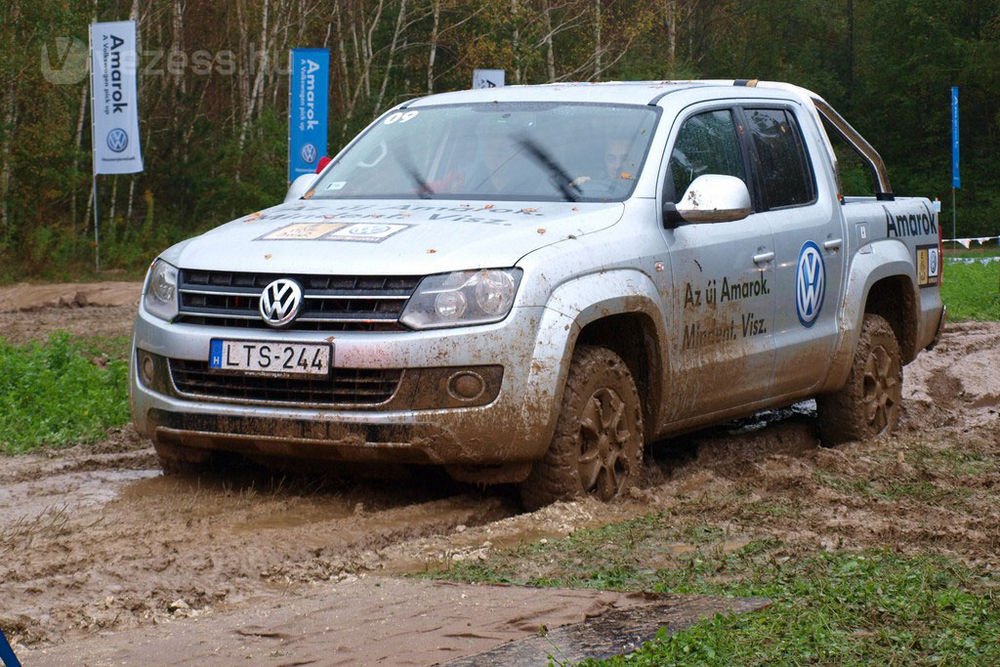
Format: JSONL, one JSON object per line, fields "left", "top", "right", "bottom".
{"left": 823, "top": 242, "right": 919, "bottom": 391}
{"left": 864, "top": 275, "right": 918, "bottom": 363}
{"left": 577, "top": 312, "right": 664, "bottom": 442}
{"left": 541, "top": 268, "right": 669, "bottom": 445}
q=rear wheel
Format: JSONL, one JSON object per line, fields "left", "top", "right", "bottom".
{"left": 817, "top": 313, "right": 902, "bottom": 444}
{"left": 520, "top": 345, "right": 644, "bottom": 510}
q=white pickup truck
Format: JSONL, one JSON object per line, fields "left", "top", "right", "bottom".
{"left": 130, "top": 80, "right": 945, "bottom": 508}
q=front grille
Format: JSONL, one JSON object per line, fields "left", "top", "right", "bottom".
{"left": 175, "top": 270, "right": 421, "bottom": 331}
{"left": 169, "top": 359, "right": 403, "bottom": 406}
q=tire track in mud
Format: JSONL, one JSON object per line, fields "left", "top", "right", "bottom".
{"left": 0, "top": 449, "right": 519, "bottom": 645}
{"left": 0, "top": 286, "right": 524, "bottom": 645}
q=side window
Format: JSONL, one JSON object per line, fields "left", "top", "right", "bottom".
{"left": 745, "top": 108, "right": 815, "bottom": 209}
{"left": 667, "top": 109, "right": 746, "bottom": 202}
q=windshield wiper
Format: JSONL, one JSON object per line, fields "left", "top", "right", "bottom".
{"left": 516, "top": 137, "right": 581, "bottom": 202}
{"left": 403, "top": 162, "right": 434, "bottom": 199}
{"left": 395, "top": 144, "right": 434, "bottom": 199}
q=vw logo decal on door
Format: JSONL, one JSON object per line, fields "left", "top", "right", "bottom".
{"left": 259, "top": 278, "right": 304, "bottom": 327}
{"left": 795, "top": 241, "right": 825, "bottom": 328}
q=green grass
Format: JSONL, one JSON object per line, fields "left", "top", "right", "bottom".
{"left": 907, "top": 443, "right": 994, "bottom": 477}
{"left": 811, "top": 470, "right": 973, "bottom": 507}
{"left": 941, "top": 257, "right": 1000, "bottom": 321}
{"left": 432, "top": 516, "right": 1000, "bottom": 666}
{"left": 589, "top": 550, "right": 1000, "bottom": 666}
{"left": 0, "top": 331, "right": 131, "bottom": 454}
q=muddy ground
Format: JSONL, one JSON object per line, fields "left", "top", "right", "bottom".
{"left": 0, "top": 282, "right": 997, "bottom": 665}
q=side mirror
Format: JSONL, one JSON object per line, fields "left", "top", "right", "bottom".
{"left": 284, "top": 174, "right": 318, "bottom": 203}
{"left": 667, "top": 174, "right": 752, "bottom": 225}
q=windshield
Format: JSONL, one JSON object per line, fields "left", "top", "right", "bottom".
{"left": 311, "top": 102, "right": 659, "bottom": 202}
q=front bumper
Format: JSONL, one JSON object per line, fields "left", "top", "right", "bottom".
{"left": 130, "top": 303, "right": 572, "bottom": 466}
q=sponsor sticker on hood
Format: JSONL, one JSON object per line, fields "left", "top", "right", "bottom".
{"left": 258, "top": 222, "right": 412, "bottom": 243}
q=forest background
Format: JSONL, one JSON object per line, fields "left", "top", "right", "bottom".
{"left": 1, "top": 0, "right": 997, "bottom": 279}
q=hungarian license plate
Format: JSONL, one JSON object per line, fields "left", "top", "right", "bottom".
{"left": 209, "top": 340, "right": 332, "bottom": 376}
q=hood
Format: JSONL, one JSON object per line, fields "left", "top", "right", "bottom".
{"left": 166, "top": 199, "right": 624, "bottom": 274}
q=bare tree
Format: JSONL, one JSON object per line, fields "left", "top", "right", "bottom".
{"left": 535, "top": 0, "right": 590, "bottom": 82}
{"left": 374, "top": 0, "right": 410, "bottom": 111}
{"left": 427, "top": 0, "right": 441, "bottom": 93}
{"left": 0, "top": 0, "right": 19, "bottom": 238}
{"left": 593, "top": 0, "right": 602, "bottom": 79}
{"left": 542, "top": 0, "right": 556, "bottom": 81}
{"left": 236, "top": 0, "right": 272, "bottom": 176}
{"left": 339, "top": 0, "right": 388, "bottom": 132}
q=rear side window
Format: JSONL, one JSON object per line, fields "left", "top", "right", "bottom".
{"left": 667, "top": 109, "right": 746, "bottom": 202}
{"left": 745, "top": 108, "right": 815, "bottom": 209}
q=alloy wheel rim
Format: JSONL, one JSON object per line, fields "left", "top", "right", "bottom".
{"left": 862, "top": 344, "right": 900, "bottom": 433}
{"left": 577, "top": 387, "right": 632, "bottom": 500}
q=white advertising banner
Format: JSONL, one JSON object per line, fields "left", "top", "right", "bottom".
{"left": 89, "top": 20, "right": 143, "bottom": 174}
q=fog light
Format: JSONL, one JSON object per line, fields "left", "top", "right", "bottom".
{"left": 140, "top": 352, "right": 156, "bottom": 387}
{"left": 448, "top": 371, "right": 485, "bottom": 401}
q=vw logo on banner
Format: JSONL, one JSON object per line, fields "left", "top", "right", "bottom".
{"left": 259, "top": 278, "right": 304, "bottom": 328}
{"left": 300, "top": 142, "right": 317, "bottom": 165}
{"left": 795, "top": 241, "right": 826, "bottom": 327}
{"left": 106, "top": 128, "right": 129, "bottom": 153}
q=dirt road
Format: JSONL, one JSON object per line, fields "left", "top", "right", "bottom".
{"left": 0, "top": 283, "right": 997, "bottom": 664}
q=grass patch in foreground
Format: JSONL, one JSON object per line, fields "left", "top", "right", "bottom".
{"left": 941, "top": 258, "right": 1000, "bottom": 321}
{"left": 432, "top": 516, "right": 999, "bottom": 665}
{"left": 0, "top": 331, "right": 130, "bottom": 454}
{"left": 587, "top": 550, "right": 999, "bottom": 666}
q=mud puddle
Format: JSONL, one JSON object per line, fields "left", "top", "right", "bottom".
{"left": 0, "top": 469, "right": 158, "bottom": 524}
{"left": 0, "top": 452, "right": 520, "bottom": 648}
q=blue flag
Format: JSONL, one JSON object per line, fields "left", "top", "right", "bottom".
{"left": 951, "top": 86, "right": 960, "bottom": 189}
{"left": 288, "top": 48, "right": 330, "bottom": 183}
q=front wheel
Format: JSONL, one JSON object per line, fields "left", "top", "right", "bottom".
{"left": 520, "top": 345, "right": 644, "bottom": 510}
{"left": 817, "top": 313, "right": 902, "bottom": 444}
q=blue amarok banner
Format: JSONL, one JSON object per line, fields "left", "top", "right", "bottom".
{"left": 951, "top": 86, "right": 960, "bottom": 189}
{"left": 288, "top": 48, "right": 330, "bottom": 183}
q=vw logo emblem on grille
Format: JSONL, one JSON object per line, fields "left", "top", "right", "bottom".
{"left": 259, "top": 278, "right": 304, "bottom": 327}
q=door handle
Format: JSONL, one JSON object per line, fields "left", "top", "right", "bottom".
{"left": 753, "top": 251, "right": 775, "bottom": 265}
{"left": 823, "top": 238, "right": 843, "bottom": 251}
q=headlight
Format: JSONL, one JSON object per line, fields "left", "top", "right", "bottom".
{"left": 143, "top": 259, "right": 179, "bottom": 321}
{"left": 400, "top": 268, "right": 522, "bottom": 329}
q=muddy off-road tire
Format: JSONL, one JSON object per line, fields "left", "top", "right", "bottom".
{"left": 817, "top": 313, "right": 902, "bottom": 444}
{"left": 520, "top": 345, "right": 644, "bottom": 510}
{"left": 153, "top": 439, "right": 215, "bottom": 475}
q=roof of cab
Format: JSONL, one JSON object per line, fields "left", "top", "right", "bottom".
{"left": 403, "top": 80, "right": 815, "bottom": 108}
